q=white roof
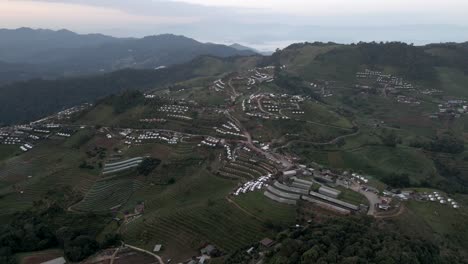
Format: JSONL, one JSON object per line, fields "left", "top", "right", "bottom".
{"left": 153, "top": 244, "right": 162, "bottom": 252}
{"left": 40, "top": 257, "right": 66, "bottom": 264}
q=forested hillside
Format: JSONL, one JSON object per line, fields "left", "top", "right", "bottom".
{"left": 0, "top": 55, "right": 262, "bottom": 125}
{"left": 0, "top": 28, "right": 256, "bottom": 84}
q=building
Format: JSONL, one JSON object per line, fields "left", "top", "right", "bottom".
{"left": 283, "top": 170, "right": 297, "bottom": 177}
{"left": 40, "top": 257, "right": 66, "bottom": 264}
{"left": 318, "top": 186, "right": 341, "bottom": 198}
{"left": 153, "top": 244, "right": 162, "bottom": 252}
{"left": 259, "top": 238, "right": 275, "bottom": 248}
{"left": 200, "top": 244, "right": 217, "bottom": 256}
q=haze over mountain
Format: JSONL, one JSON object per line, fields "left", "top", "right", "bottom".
{"left": 2, "top": 0, "right": 467, "bottom": 47}
{"left": 0, "top": 28, "right": 256, "bottom": 84}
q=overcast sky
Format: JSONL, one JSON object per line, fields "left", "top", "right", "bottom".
{"left": 1, "top": 0, "right": 468, "bottom": 51}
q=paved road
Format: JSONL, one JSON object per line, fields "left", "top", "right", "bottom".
{"left": 273, "top": 127, "right": 360, "bottom": 151}
{"left": 350, "top": 183, "right": 380, "bottom": 216}
{"left": 226, "top": 110, "right": 292, "bottom": 168}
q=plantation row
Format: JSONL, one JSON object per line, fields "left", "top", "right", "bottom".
{"left": 218, "top": 151, "right": 280, "bottom": 181}
{"left": 103, "top": 157, "right": 144, "bottom": 175}
{"left": 263, "top": 178, "right": 360, "bottom": 214}
{"left": 125, "top": 201, "right": 270, "bottom": 253}
{"left": 74, "top": 178, "right": 144, "bottom": 212}
{"left": 169, "top": 143, "right": 197, "bottom": 161}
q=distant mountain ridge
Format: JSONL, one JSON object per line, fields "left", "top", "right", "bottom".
{"left": 230, "top": 43, "right": 273, "bottom": 55}
{"left": 0, "top": 28, "right": 257, "bottom": 83}
{"left": 0, "top": 27, "right": 123, "bottom": 62}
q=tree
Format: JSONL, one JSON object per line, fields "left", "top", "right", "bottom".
{"left": 381, "top": 130, "right": 399, "bottom": 147}
{"left": 383, "top": 173, "right": 411, "bottom": 188}
{"left": 64, "top": 235, "right": 99, "bottom": 262}
{"left": 137, "top": 158, "right": 161, "bottom": 176}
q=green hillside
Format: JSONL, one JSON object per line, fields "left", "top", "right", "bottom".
{"left": 2, "top": 41, "right": 468, "bottom": 263}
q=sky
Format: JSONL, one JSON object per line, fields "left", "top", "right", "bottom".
{"left": 1, "top": 0, "right": 468, "bottom": 51}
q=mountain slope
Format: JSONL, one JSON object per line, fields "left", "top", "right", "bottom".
{"left": 0, "top": 60, "right": 57, "bottom": 85}
{"left": 44, "top": 34, "right": 257, "bottom": 74}
{"left": 0, "top": 28, "right": 257, "bottom": 84}
{"left": 0, "top": 55, "right": 262, "bottom": 125}
{"left": 0, "top": 27, "right": 122, "bottom": 63}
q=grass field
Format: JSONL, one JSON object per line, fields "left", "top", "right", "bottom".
{"left": 396, "top": 200, "right": 468, "bottom": 256}
{"left": 336, "top": 186, "right": 369, "bottom": 206}
{"left": 340, "top": 145, "right": 437, "bottom": 184}
{"left": 247, "top": 118, "right": 350, "bottom": 143}
{"left": 0, "top": 145, "right": 19, "bottom": 161}
{"left": 437, "top": 67, "right": 468, "bottom": 98}
{"left": 299, "top": 101, "right": 353, "bottom": 129}
{"left": 233, "top": 191, "right": 296, "bottom": 225}
{"left": 0, "top": 143, "right": 100, "bottom": 216}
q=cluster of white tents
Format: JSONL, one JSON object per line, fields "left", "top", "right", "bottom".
{"left": 124, "top": 135, "right": 138, "bottom": 145}
{"left": 34, "top": 129, "right": 50, "bottom": 134}
{"left": 137, "top": 132, "right": 159, "bottom": 140}
{"left": 227, "top": 121, "right": 241, "bottom": 132}
{"left": 56, "top": 104, "right": 90, "bottom": 119}
{"left": 242, "top": 99, "right": 247, "bottom": 112}
{"left": 224, "top": 145, "right": 233, "bottom": 160}
{"left": 264, "top": 105, "right": 279, "bottom": 112}
{"left": 1, "top": 136, "right": 21, "bottom": 145}
{"left": 45, "top": 124, "right": 61, "bottom": 128}
{"left": 246, "top": 112, "right": 271, "bottom": 119}
{"left": 29, "top": 134, "right": 40, "bottom": 140}
{"left": 159, "top": 104, "right": 189, "bottom": 114}
{"left": 214, "top": 79, "right": 226, "bottom": 91}
{"left": 428, "top": 192, "right": 460, "bottom": 208}
{"left": 139, "top": 118, "right": 166, "bottom": 123}
{"left": 233, "top": 174, "right": 272, "bottom": 196}
{"left": 56, "top": 132, "right": 71, "bottom": 137}
{"left": 214, "top": 127, "right": 245, "bottom": 137}
{"left": 167, "top": 114, "right": 192, "bottom": 120}
{"left": 289, "top": 95, "right": 306, "bottom": 103}
{"left": 126, "top": 132, "right": 179, "bottom": 145}
{"left": 247, "top": 78, "right": 256, "bottom": 86}
{"left": 351, "top": 173, "right": 369, "bottom": 184}
{"left": 20, "top": 143, "right": 33, "bottom": 152}
{"left": 201, "top": 137, "right": 219, "bottom": 147}
{"left": 251, "top": 70, "right": 273, "bottom": 83}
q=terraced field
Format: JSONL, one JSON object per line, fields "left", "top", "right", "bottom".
{"left": 73, "top": 178, "right": 144, "bottom": 212}
{"left": 68, "top": 156, "right": 151, "bottom": 212}
{"left": 218, "top": 152, "right": 278, "bottom": 181}
{"left": 125, "top": 200, "right": 273, "bottom": 259}
{"left": 233, "top": 191, "right": 296, "bottom": 224}
{"left": 120, "top": 164, "right": 290, "bottom": 261}
{"left": 0, "top": 145, "right": 99, "bottom": 216}
{"left": 169, "top": 143, "right": 197, "bottom": 161}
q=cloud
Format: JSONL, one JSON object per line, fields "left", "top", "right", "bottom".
{"left": 171, "top": 0, "right": 468, "bottom": 16}
{"left": 1, "top": 0, "right": 199, "bottom": 34}
{"left": 2, "top": 0, "right": 468, "bottom": 48}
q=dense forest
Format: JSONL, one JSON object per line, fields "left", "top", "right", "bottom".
{"left": 226, "top": 217, "right": 466, "bottom": 264}
{"left": 0, "top": 64, "right": 198, "bottom": 125}
{"left": 0, "top": 187, "right": 117, "bottom": 264}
